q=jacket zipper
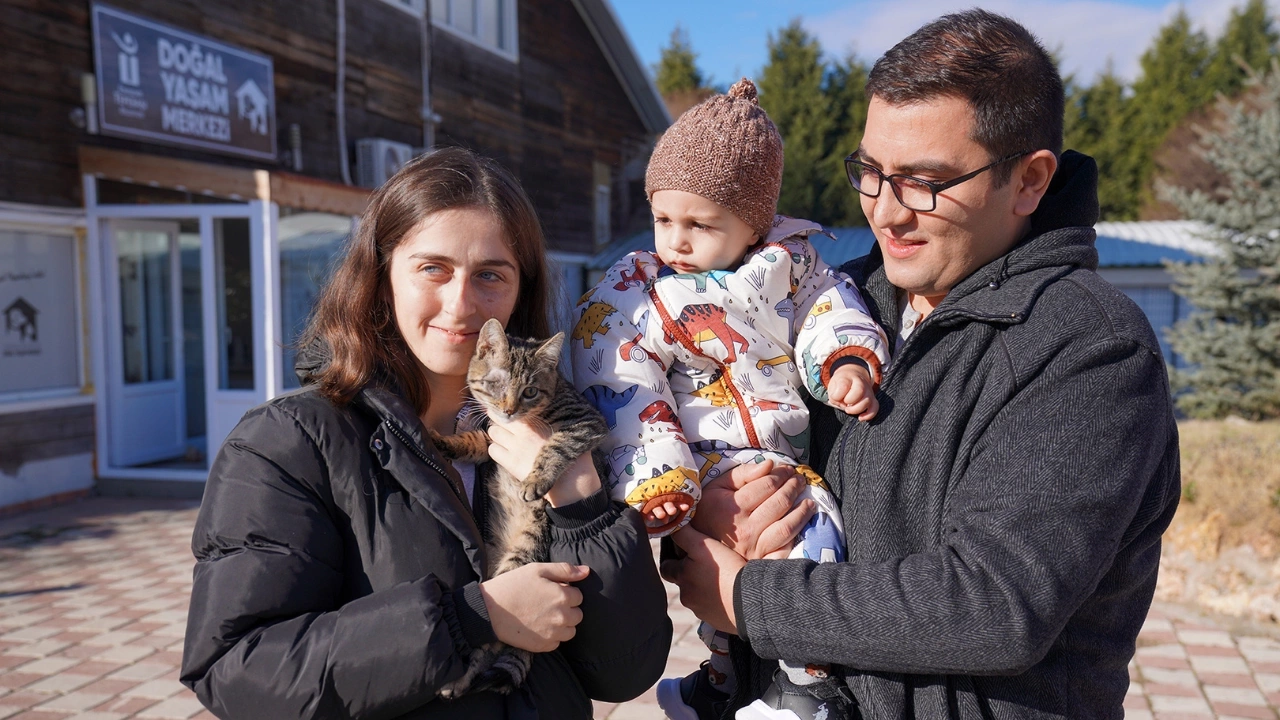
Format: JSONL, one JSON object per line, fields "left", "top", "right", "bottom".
{"left": 382, "top": 419, "right": 467, "bottom": 504}
{"left": 832, "top": 305, "right": 1020, "bottom": 515}
{"left": 647, "top": 285, "right": 762, "bottom": 448}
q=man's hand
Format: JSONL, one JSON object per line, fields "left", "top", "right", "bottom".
{"left": 828, "top": 363, "right": 879, "bottom": 421}
{"left": 691, "top": 460, "right": 816, "bottom": 560}
{"left": 660, "top": 526, "right": 745, "bottom": 635}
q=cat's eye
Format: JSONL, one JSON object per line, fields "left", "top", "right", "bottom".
{"left": 521, "top": 387, "right": 539, "bottom": 399}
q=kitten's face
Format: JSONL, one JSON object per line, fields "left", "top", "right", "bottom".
{"left": 467, "top": 320, "right": 565, "bottom": 423}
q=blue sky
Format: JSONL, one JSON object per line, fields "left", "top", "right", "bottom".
{"left": 611, "top": 0, "right": 1273, "bottom": 87}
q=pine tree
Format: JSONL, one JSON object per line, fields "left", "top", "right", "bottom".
{"left": 1164, "top": 64, "right": 1280, "bottom": 419}
{"left": 1112, "top": 10, "right": 1215, "bottom": 219}
{"left": 653, "top": 25, "right": 705, "bottom": 96}
{"left": 1204, "top": 0, "right": 1279, "bottom": 97}
{"left": 758, "top": 20, "right": 833, "bottom": 222}
{"left": 819, "top": 54, "right": 871, "bottom": 226}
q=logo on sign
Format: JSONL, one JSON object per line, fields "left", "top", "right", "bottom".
{"left": 112, "top": 30, "right": 140, "bottom": 86}
{"left": 235, "top": 79, "right": 269, "bottom": 135}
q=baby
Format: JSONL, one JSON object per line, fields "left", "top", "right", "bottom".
{"left": 571, "top": 79, "right": 889, "bottom": 720}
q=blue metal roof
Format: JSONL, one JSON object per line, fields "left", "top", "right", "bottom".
{"left": 589, "top": 223, "right": 1209, "bottom": 272}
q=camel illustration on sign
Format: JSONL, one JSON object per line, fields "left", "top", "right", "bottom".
{"left": 235, "top": 79, "right": 269, "bottom": 135}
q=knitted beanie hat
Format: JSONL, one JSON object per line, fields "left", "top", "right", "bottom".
{"left": 645, "top": 78, "right": 783, "bottom": 239}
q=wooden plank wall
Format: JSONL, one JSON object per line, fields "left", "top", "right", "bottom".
{"left": 0, "top": 404, "right": 94, "bottom": 477}
{"left": 431, "top": 1, "right": 653, "bottom": 254}
{"left": 0, "top": 0, "right": 423, "bottom": 207}
{"left": 1, "top": 0, "right": 656, "bottom": 253}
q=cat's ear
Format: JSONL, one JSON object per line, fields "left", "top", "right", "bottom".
{"left": 476, "top": 318, "right": 508, "bottom": 357}
{"left": 536, "top": 332, "right": 565, "bottom": 366}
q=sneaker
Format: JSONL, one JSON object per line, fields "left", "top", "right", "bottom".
{"left": 734, "top": 670, "right": 855, "bottom": 720}
{"left": 656, "top": 661, "right": 730, "bottom": 720}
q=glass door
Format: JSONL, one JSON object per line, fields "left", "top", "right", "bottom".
{"left": 104, "top": 220, "right": 186, "bottom": 466}
{"left": 201, "top": 204, "right": 274, "bottom": 456}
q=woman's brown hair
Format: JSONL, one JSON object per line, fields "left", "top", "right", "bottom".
{"left": 303, "top": 145, "right": 552, "bottom": 412}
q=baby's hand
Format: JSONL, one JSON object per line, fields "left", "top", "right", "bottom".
{"left": 828, "top": 363, "right": 878, "bottom": 422}
{"left": 644, "top": 500, "right": 692, "bottom": 529}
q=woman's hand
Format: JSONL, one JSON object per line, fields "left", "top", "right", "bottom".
{"left": 480, "top": 562, "right": 589, "bottom": 652}
{"left": 690, "top": 460, "right": 816, "bottom": 560}
{"left": 487, "top": 419, "right": 602, "bottom": 507}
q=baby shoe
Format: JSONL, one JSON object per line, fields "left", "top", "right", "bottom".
{"left": 656, "top": 661, "right": 731, "bottom": 720}
{"left": 734, "top": 669, "right": 856, "bottom": 720}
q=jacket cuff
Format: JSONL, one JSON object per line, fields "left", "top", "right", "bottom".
{"left": 821, "top": 345, "right": 883, "bottom": 389}
{"left": 734, "top": 559, "right": 777, "bottom": 660}
{"left": 733, "top": 565, "right": 750, "bottom": 645}
{"left": 443, "top": 582, "right": 497, "bottom": 653}
{"left": 546, "top": 488, "right": 612, "bottom": 529}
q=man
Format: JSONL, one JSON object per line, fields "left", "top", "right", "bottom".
{"left": 664, "top": 9, "right": 1181, "bottom": 720}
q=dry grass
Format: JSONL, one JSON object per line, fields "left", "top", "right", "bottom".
{"left": 1167, "top": 419, "right": 1280, "bottom": 560}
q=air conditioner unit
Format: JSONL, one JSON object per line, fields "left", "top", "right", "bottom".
{"left": 356, "top": 138, "right": 414, "bottom": 188}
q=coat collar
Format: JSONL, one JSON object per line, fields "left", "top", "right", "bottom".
{"left": 354, "top": 383, "right": 488, "bottom": 577}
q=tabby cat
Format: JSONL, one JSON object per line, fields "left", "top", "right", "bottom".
{"left": 431, "top": 318, "right": 610, "bottom": 699}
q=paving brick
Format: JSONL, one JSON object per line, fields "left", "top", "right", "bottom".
{"left": 122, "top": 680, "right": 182, "bottom": 700}
{"left": 0, "top": 675, "right": 41, "bottom": 691}
{"left": 35, "top": 694, "right": 110, "bottom": 713}
{"left": 74, "top": 680, "right": 135, "bottom": 698}
{"left": 1142, "top": 667, "right": 1201, "bottom": 688}
{"left": 134, "top": 694, "right": 204, "bottom": 719}
{"left": 21, "top": 675, "right": 95, "bottom": 695}
{"left": 1204, "top": 685, "right": 1269, "bottom": 706}
{"left": 1198, "top": 673, "right": 1260, "bottom": 688}
{"left": 1190, "top": 656, "right": 1252, "bottom": 675}
{"left": 88, "top": 646, "right": 153, "bottom": 664}
{"left": 1146, "top": 683, "right": 1203, "bottom": 698}
{"left": 89, "top": 696, "right": 156, "bottom": 716}
{"left": 1149, "top": 694, "right": 1214, "bottom": 714}
{"left": 1208, "top": 703, "right": 1276, "bottom": 719}
{"left": 1187, "top": 644, "right": 1246, "bottom": 657}
{"left": 105, "top": 664, "right": 171, "bottom": 683}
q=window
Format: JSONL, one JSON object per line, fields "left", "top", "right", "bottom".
{"left": 0, "top": 230, "right": 82, "bottom": 396}
{"left": 277, "top": 212, "right": 353, "bottom": 389}
{"left": 431, "top": 0, "right": 517, "bottom": 59}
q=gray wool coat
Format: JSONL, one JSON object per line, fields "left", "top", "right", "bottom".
{"left": 730, "top": 152, "right": 1181, "bottom": 719}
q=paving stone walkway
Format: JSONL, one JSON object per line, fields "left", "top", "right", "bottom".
{"left": 0, "top": 498, "right": 1277, "bottom": 720}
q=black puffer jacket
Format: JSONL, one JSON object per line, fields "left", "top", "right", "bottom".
{"left": 730, "top": 152, "right": 1181, "bottom": 718}
{"left": 180, "top": 373, "right": 672, "bottom": 719}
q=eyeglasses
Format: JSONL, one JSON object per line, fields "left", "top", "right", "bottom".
{"left": 844, "top": 150, "right": 1032, "bottom": 212}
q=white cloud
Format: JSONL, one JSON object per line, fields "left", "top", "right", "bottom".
{"left": 805, "top": 0, "right": 1279, "bottom": 84}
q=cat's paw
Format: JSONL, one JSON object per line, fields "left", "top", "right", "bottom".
{"left": 521, "top": 476, "right": 556, "bottom": 503}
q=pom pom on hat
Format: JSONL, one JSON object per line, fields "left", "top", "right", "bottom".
{"left": 728, "top": 78, "right": 759, "bottom": 104}
{"left": 645, "top": 78, "right": 783, "bottom": 239}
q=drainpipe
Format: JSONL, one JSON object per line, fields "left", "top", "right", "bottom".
{"left": 420, "top": 8, "right": 440, "bottom": 149}
{"left": 336, "top": 0, "right": 352, "bottom": 185}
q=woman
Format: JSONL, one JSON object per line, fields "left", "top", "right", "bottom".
{"left": 180, "top": 147, "right": 672, "bottom": 719}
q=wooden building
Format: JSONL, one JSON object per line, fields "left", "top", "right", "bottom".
{"left": 0, "top": 0, "right": 668, "bottom": 508}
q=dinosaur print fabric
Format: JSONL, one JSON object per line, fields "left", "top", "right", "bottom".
{"left": 571, "top": 216, "right": 890, "bottom": 536}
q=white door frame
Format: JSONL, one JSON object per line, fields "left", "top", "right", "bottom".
{"left": 84, "top": 175, "right": 281, "bottom": 482}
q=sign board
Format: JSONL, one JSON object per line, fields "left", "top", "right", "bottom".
{"left": 92, "top": 4, "right": 277, "bottom": 161}
{"left": 0, "top": 232, "right": 80, "bottom": 394}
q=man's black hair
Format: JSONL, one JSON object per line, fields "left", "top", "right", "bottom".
{"left": 866, "top": 9, "right": 1064, "bottom": 184}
